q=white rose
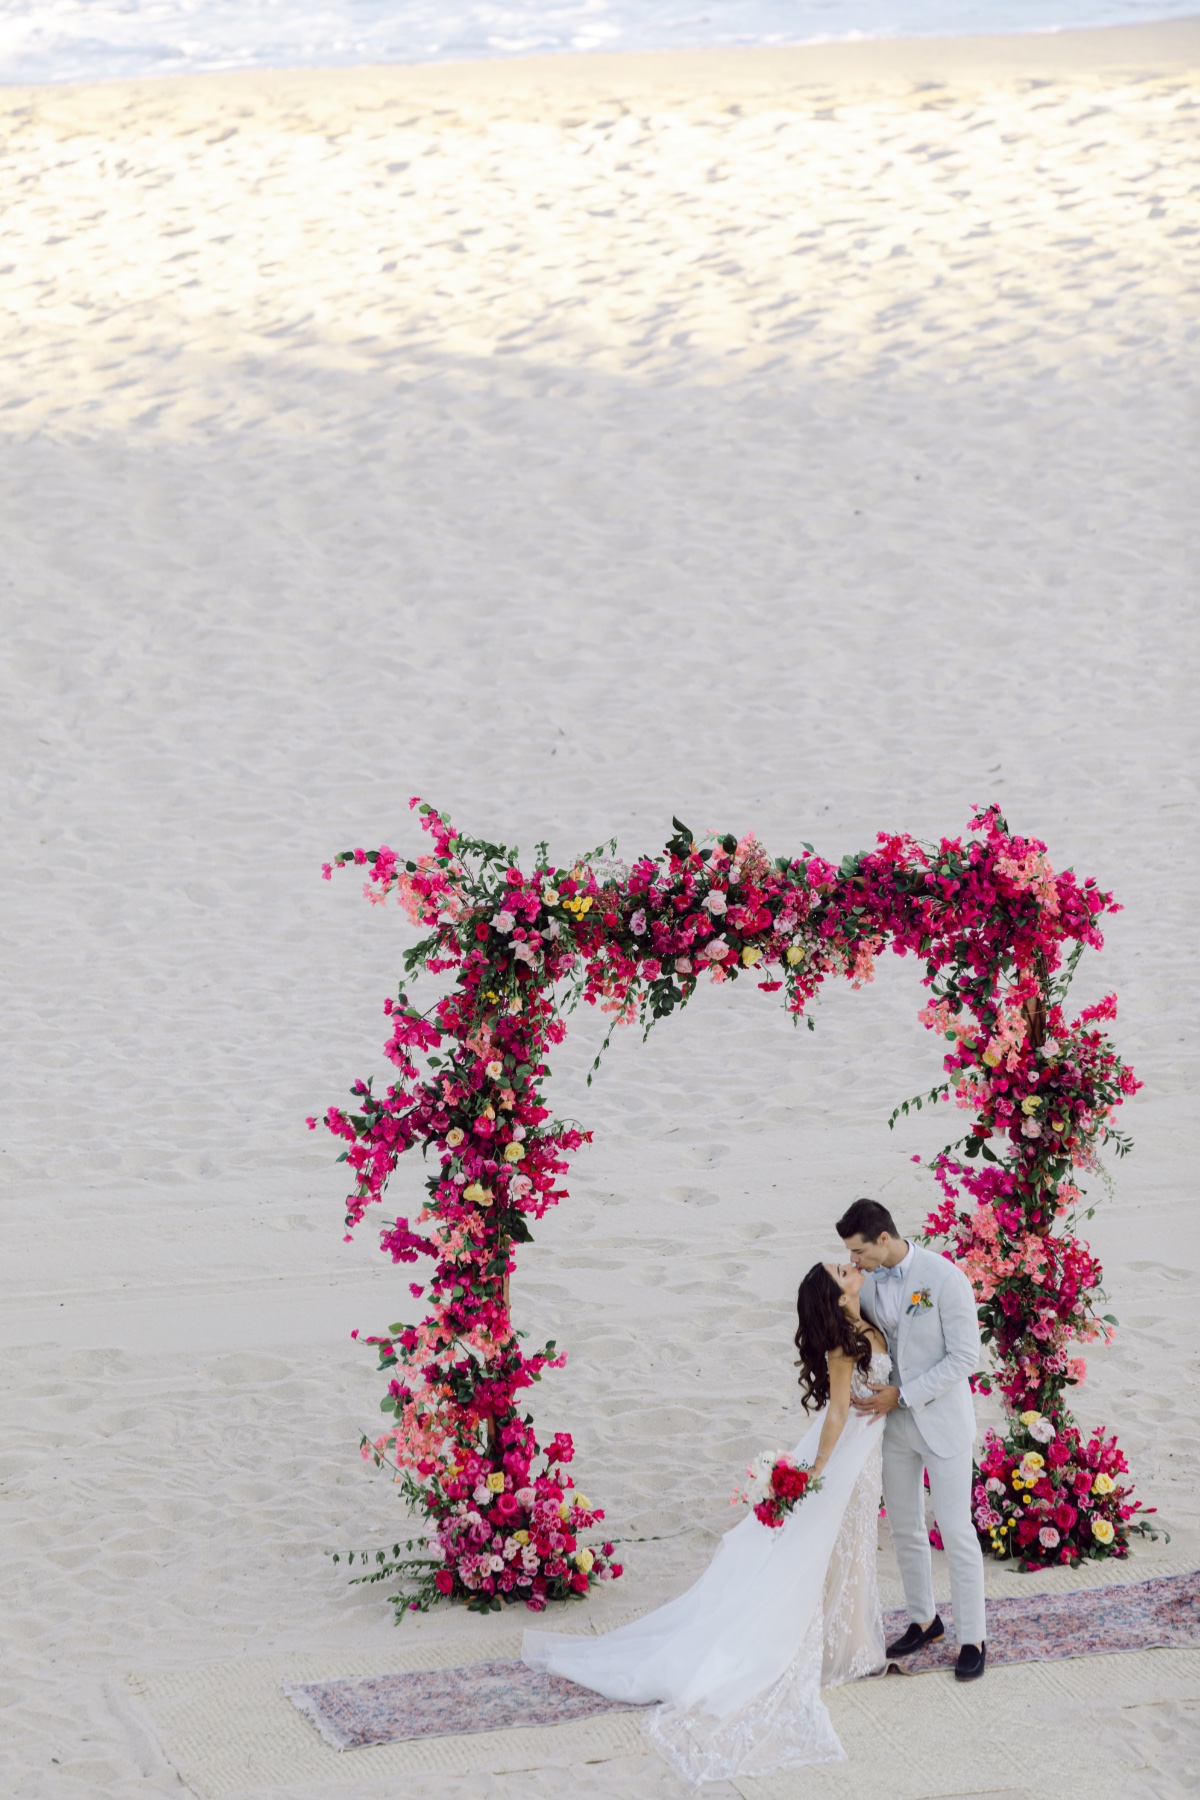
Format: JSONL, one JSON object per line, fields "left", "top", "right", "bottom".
{"left": 703, "top": 892, "right": 727, "bottom": 915}
{"left": 495, "top": 910, "right": 515, "bottom": 933}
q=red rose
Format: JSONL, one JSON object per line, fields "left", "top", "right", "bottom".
{"left": 572, "top": 1571, "right": 589, "bottom": 1592}
{"left": 435, "top": 1570, "right": 454, "bottom": 1594}
{"left": 610, "top": 1563, "right": 623, "bottom": 1578}
{"left": 475, "top": 922, "right": 490, "bottom": 940}
{"left": 771, "top": 1465, "right": 805, "bottom": 1500}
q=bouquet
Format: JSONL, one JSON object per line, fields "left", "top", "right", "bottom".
{"left": 734, "top": 1451, "right": 822, "bottom": 1529}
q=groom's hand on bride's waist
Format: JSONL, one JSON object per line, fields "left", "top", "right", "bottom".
{"left": 850, "top": 1382, "right": 899, "bottom": 1417}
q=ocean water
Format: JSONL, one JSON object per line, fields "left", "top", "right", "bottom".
{"left": 0, "top": 0, "right": 1192, "bottom": 85}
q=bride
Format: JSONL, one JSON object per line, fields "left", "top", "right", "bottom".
{"left": 522, "top": 1261, "right": 889, "bottom": 1785}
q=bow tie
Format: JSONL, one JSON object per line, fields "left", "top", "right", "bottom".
{"left": 875, "top": 1264, "right": 904, "bottom": 1281}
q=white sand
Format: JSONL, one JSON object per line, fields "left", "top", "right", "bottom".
{"left": 2, "top": 19, "right": 1199, "bottom": 1797}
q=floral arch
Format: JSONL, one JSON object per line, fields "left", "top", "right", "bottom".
{"left": 317, "top": 801, "right": 1153, "bottom": 1615}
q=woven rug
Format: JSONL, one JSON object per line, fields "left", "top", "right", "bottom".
{"left": 285, "top": 1568, "right": 1199, "bottom": 1750}
{"left": 284, "top": 1658, "right": 648, "bottom": 1750}
{"left": 883, "top": 1567, "right": 1200, "bottom": 1674}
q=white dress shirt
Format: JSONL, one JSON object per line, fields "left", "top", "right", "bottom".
{"left": 870, "top": 1241, "right": 915, "bottom": 1401}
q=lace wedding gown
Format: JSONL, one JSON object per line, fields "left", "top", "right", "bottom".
{"left": 523, "top": 1352, "right": 888, "bottom": 1787}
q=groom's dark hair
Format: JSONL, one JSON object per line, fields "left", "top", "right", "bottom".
{"left": 836, "top": 1197, "right": 900, "bottom": 1242}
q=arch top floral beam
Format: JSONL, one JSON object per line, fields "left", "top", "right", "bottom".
{"left": 318, "top": 801, "right": 1148, "bottom": 1614}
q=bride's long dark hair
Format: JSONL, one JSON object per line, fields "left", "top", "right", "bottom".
{"left": 794, "top": 1263, "right": 874, "bottom": 1412}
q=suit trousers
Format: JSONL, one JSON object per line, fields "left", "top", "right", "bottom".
{"left": 882, "top": 1405, "right": 986, "bottom": 1647}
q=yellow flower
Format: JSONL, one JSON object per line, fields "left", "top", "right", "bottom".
{"left": 786, "top": 946, "right": 804, "bottom": 966}
{"left": 1011, "top": 1478, "right": 1024, "bottom": 1491}
{"left": 982, "top": 1048, "right": 1001, "bottom": 1067}
{"left": 1022, "top": 1453, "right": 1045, "bottom": 1471}
{"left": 1091, "top": 1517, "right": 1115, "bottom": 1544}
{"left": 503, "top": 1141, "right": 525, "bottom": 1163}
{"left": 559, "top": 1502, "right": 570, "bottom": 1521}
{"left": 741, "top": 945, "right": 762, "bottom": 966}
{"left": 463, "top": 1182, "right": 493, "bottom": 1207}
{"left": 542, "top": 887, "right": 560, "bottom": 906}
{"left": 579, "top": 895, "right": 593, "bottom": 913}
{"left": 572, "top": 1493, "right": 590, "bottom": 1509}
{"left": 1092, "top": 1472, "right": 1116, "bottom": 1495}
{"left": 1019, "top": 1410, "right": 1042, "bottom": 1426}
{"left": 485, "top": 1472, "right": 505, "bottom": 1493}
{"left": 512, "top": 1529, "right": 530, "bottom": 1545}
{"left": 1021, "top": 1096, "right": 1041, "bottom": 1115}
{"left": 445, "top": 1128, "right": 465, "bottom": 1149}
{"left": 574, "top": 1547, "right": 594, "bottom": 1574}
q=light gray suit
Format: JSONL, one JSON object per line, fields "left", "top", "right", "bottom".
{"left": 860, "top": 1244, "right": 987, "bottom": 1647}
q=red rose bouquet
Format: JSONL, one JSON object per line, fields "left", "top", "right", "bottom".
{"left": 735, "top": 1451, "right": 822, "bottom": 1530}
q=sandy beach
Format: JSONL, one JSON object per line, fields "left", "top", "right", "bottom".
{"left": 2, "top": 18, "right": 1199, "bottom": 1797}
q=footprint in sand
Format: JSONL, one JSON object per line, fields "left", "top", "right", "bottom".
{"left": 663, "top": 1186, "right": 720, "bottom": 1208}
{"left": 683, "top": 1145, "right": 731, "bottom": 1169}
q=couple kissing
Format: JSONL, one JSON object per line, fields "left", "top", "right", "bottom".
{"left": 523, "top": 1196, "right": 986, "bottom": 1786}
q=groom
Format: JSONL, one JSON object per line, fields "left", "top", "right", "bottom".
{"left": 837, "top": 1197, "right": 987, "bottom": 1681}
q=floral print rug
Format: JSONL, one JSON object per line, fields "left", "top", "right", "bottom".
{"left": 285, "top": 1569, "right": 1199, "bottom": 1750}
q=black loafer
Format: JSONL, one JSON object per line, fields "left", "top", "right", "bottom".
{"left": 955, "top": 1641, "right": 986, "bottom": 1681}
{"left": 886, "top": 1613, "right": 945, "bottom": 1657}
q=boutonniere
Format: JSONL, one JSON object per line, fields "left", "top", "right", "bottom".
{"left": 906, "top": 1287, "right": 933, "bottom": 1315}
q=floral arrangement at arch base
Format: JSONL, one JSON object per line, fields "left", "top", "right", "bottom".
{"left": 317, "top": 799, "right": 1160, "bottom": 1616}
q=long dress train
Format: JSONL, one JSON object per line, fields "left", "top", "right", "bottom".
{"left": 523, "top": 1353, "right": 889, "bottom": 1786}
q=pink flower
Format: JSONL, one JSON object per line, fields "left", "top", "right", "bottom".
{"left": 1039, "top": 1526, "right": 1060, "bottom": 1548}
{"left": 703, "top": 940, "right": 728, "bottom": 961}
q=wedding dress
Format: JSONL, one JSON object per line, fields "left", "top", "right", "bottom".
{"left": 523, "top": 1352, "right": 888, "bottom": 1786}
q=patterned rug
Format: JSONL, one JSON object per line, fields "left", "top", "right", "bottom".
{"left": 882, "top": 1568, "right": 1200, "bottom": 1674}
{"left": 285, "top": 1569, "right": 1200, "bottom": 1750}
{"left": 284, "top": 1659, "right": 647, "bottom": 1750}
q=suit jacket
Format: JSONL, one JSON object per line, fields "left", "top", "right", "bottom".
{"left": 859, "top": 1244, "right": 981, "bottom": 1459}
